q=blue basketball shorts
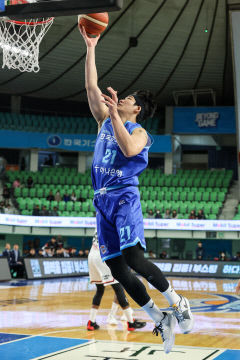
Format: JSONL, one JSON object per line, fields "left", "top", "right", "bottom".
{"left": 93, "top": 186, "right": 146, "bottom": 261}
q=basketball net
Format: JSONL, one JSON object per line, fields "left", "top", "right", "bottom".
{"left": 0, "top": 1, "right": 54, "bottom": 72}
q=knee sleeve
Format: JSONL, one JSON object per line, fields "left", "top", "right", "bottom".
{"left": 123, "top": 244, "right": 169, "bottom": 293}
{"left": 106, "top": 256, "right": 150, "bottom": 307}
{"left": 111, "top": 283, "right": 129, "bottom": 308}
{"left": 92, "top": 284, "right": 105, "bottom": 306}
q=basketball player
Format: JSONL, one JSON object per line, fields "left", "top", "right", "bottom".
{"left": 79, "top": 25, "right": 194, "bottom": 354}
{"left": 87, "top": 230, "right": 146, "bottom": 331}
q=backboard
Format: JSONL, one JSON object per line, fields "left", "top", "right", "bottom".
{"left": 0, "top": 0, "right": 123, "bottom": 19}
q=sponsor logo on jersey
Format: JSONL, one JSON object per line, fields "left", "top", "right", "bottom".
{"left": 119, "top": 199, "right": 125, "bottom": 205}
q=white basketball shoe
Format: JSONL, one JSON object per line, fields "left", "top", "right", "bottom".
{"left": 172, "top": 295, "right": 194, "bottom": 334}
{"left": 152, "top": 312, "right": 176, "bottom": 354}
{"left": 107, "top": 313, "right": 119, "bottom": 325}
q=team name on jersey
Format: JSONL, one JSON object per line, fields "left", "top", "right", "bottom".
{"left": 99, "top": 132, "right": 118, "bottom": 144}
{"left": 94, "top": 165, "right": 123, "bottom": 177}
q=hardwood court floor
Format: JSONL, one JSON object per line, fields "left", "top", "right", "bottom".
{"left": 0, "top": 276, "right": 239, "bottom": 359}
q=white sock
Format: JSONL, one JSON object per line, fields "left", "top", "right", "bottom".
{"left": 162, "top": 285, "right": 180, "bottom": 306}
{"left": 122, "top": 307, "right": 134, "bottom": 323}
{"left": 109, "top": 302, "right": 119, "bottom": 317}
{"left": 142, "top": 299, "right": 164, "bottom": 324}
{"left": 89, "top": 308, "right": 98, "bottom": 322}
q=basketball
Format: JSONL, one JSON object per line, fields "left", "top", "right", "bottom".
{"left": 78, "top": 12, "right": 109, "bottom": 36}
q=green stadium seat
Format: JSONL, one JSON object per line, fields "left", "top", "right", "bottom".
{"left": 82, "top": 202, "right": 89, "bottom": 212}
{"left": 14, "top": 188, "right": 21, "bottom": 197}
{"left": 218, "top": 192, "right": 225, "bottom": 202}
{"left": 59, "top": 201, "right": 66, "bottom": 211}
{"left": 202, "top": 192, "right": 209, "bottom": 202}
{"left": 22, "top": 188, "right": 29, "bottom": 198}
{"left": 74, "top": 202, "right": 81, "bottom": 212}
{"left": 187, "top": 192, "right": 194, "bottom": 201}
{"left": 210, "top": 192, "right": 217, "bottom": 202}
{"left": 195, "top": 192, "right": 202, "bottom": 202}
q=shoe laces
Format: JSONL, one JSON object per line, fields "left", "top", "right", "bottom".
{"left": 172, "top": 304, "right": 185, "bottom": 322}
{"left": 152, "top": 322, "right": 165, "bottom": 341}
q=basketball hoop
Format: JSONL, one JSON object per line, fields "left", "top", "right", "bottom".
{"left": 0, "top": 16, "right": 54, "bottom": 72}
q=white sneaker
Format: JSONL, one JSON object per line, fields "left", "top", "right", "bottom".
{"left": 107, "top": 313, "right": 118, "bottom": 325}
{"left": 172, "top": 295, "right": 194, "bottom": 334}
{"left": 152, "top": 312, "right": 176, "bottom": 354}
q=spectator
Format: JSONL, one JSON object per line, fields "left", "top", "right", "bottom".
{"left": 4, "top": 203, "right": 12, "bottom": 214}
{"left": 164, "top": 209, "right": 171, "bottom": 219}
{"left": 26, "top": 176, "right": 34, "bottom": 188}
{"left": 148, "top": 250, "right": 156, "bottom": 259}
{"left": 43, "top": 236, "right": 59, "bottom": 252}
{"left": 159, "top": 250, "right": 168, "bottom": 259}
{"left": 32, "top": 205, "right": 40, "bottom": 216}
{"left": 171, "top": 210, "right": 178, "bottom": 219}
{"left": 12, "top": 178, "right": 21, "bottom": 189}
{"left": 0, "top": 201, "right": 5, "bottom": 213}
{"left": 40, "top": 205, "right": 49, "bottom": 216}
{"left": 2, "top": 243, "right": 12, "bottom": 263}
{"left": 71, "top": 192, "right": 77, "bottom": 202}
{"left": 37, "top": 249, "right": 44, "bottom": 257}
{"left": 78, "top": 249, "right": 84, "bottom": 257}
{"left": 63, "top": 193, "right": 70, "bottom": 202}
{"left": 2, "top": 185, "right": 10, "bottom": 200}
{"left": 56, "top": 235, "right": 64, "bottom": 249}
{"left": 189, "top": 210, "right": 196, "bottom": 219}
{"left": 46, "top": 190, "right": 54, "bottom": 202}
{"left": 50, "top": 206, "right": 59, "bottom": 216}
{"left": 84, "top": 249, "right": 90, "bottom": 257}
{"left": 44, "top": 247, "right": 53, "bottom": 257}
{"left": 155, "top": 210, "right": 162, "bottom": 219}
{"left": 219, "top": 251, "right": 227, "bottom": 261}
{"left": 10, "top": 244, "right": 24, "bottom": 278}
{"left": 232, "top": 252, "right": 240, "bottom": 261}
{"left": 26, "top": 248, "right": 36, "bottom": 258}
{"left": 63, "top": 248, "right": 70, "bottom": 258}
{"left": 69, "top": 247, "right": 77, "bottom": 257}
{"left": 54, "top": 248, "right": 64, "bottom": 258}
{"left": 44, "top": 154, "right": 54, "bottom": 166}
{"left": 197, "top": 209, "right": 206, "bottom": 220}
{"left": 196, "top": 242, "right": 205, "bottom": 260}
{"left": 147, "top": 209, "right": 155, "bottom": 219}
{"left": 55, "top": 191, "right": 62, "bottom": 202}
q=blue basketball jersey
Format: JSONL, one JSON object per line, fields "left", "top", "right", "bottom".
{"left": 91, "top": 117, "right": 153, "bottom": 191}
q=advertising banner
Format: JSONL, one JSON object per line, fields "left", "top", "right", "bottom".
{"left": 0, "top": 131, "right": 171, "bottom": 153}
{"left": 173, "top": 107, "right": 235, "bottom": 134}
{"left": 24, "top": 258, "right": 89, "bottom": 280}
{"left": 153, "top": 259, "right": 240, "bottom": 279}
{"left": 23, "top": 258, "right": 239, "bottom": 279}
{"left": 2, "top": 214, "right": 240, "bottom": 231}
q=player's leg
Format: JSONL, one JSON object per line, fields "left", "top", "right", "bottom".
{"left": 110, "top": 283, "right": 146, "bottom": 331}
{"left": 96, "top": 192, "right": 175, "bottom": 353}
{"left": 87, "top": 284, "right": 105, "bottom": 331}
{"left": 106, "top": 255, "right": 175, "bottom": 353}
{"left": 122, "top": 243, "right": 194, "bottom": 334}
{"left": 114, "top": 187, "right": 194, "bottom": 335}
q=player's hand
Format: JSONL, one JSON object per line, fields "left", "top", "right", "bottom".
{"left": 101, "top": 87, "right": 119, "bottom": 118}
{"left": 78, "top": 23, "right": 100, "bottom": 47}
{"left": 236, "top": 280, "right": 240, "bottom": 294}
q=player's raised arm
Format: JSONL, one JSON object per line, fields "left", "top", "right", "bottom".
{"left": 79, "top": 24, "right": 108, "bottom": 126}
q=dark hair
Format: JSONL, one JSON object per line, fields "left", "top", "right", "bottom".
{"left": 132, "top": 90, "right": 157, "bottom": 122}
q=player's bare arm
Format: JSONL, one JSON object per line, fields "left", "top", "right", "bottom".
{"left": 79, "top": 25, "right": 108, "bottom": 126}
{"left": 101, "top": 87, "right": 148, "bottom": 157}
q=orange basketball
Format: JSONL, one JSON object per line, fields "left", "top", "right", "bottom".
{"left": 78, "top": 12, "right": 109, "bottom": 36}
